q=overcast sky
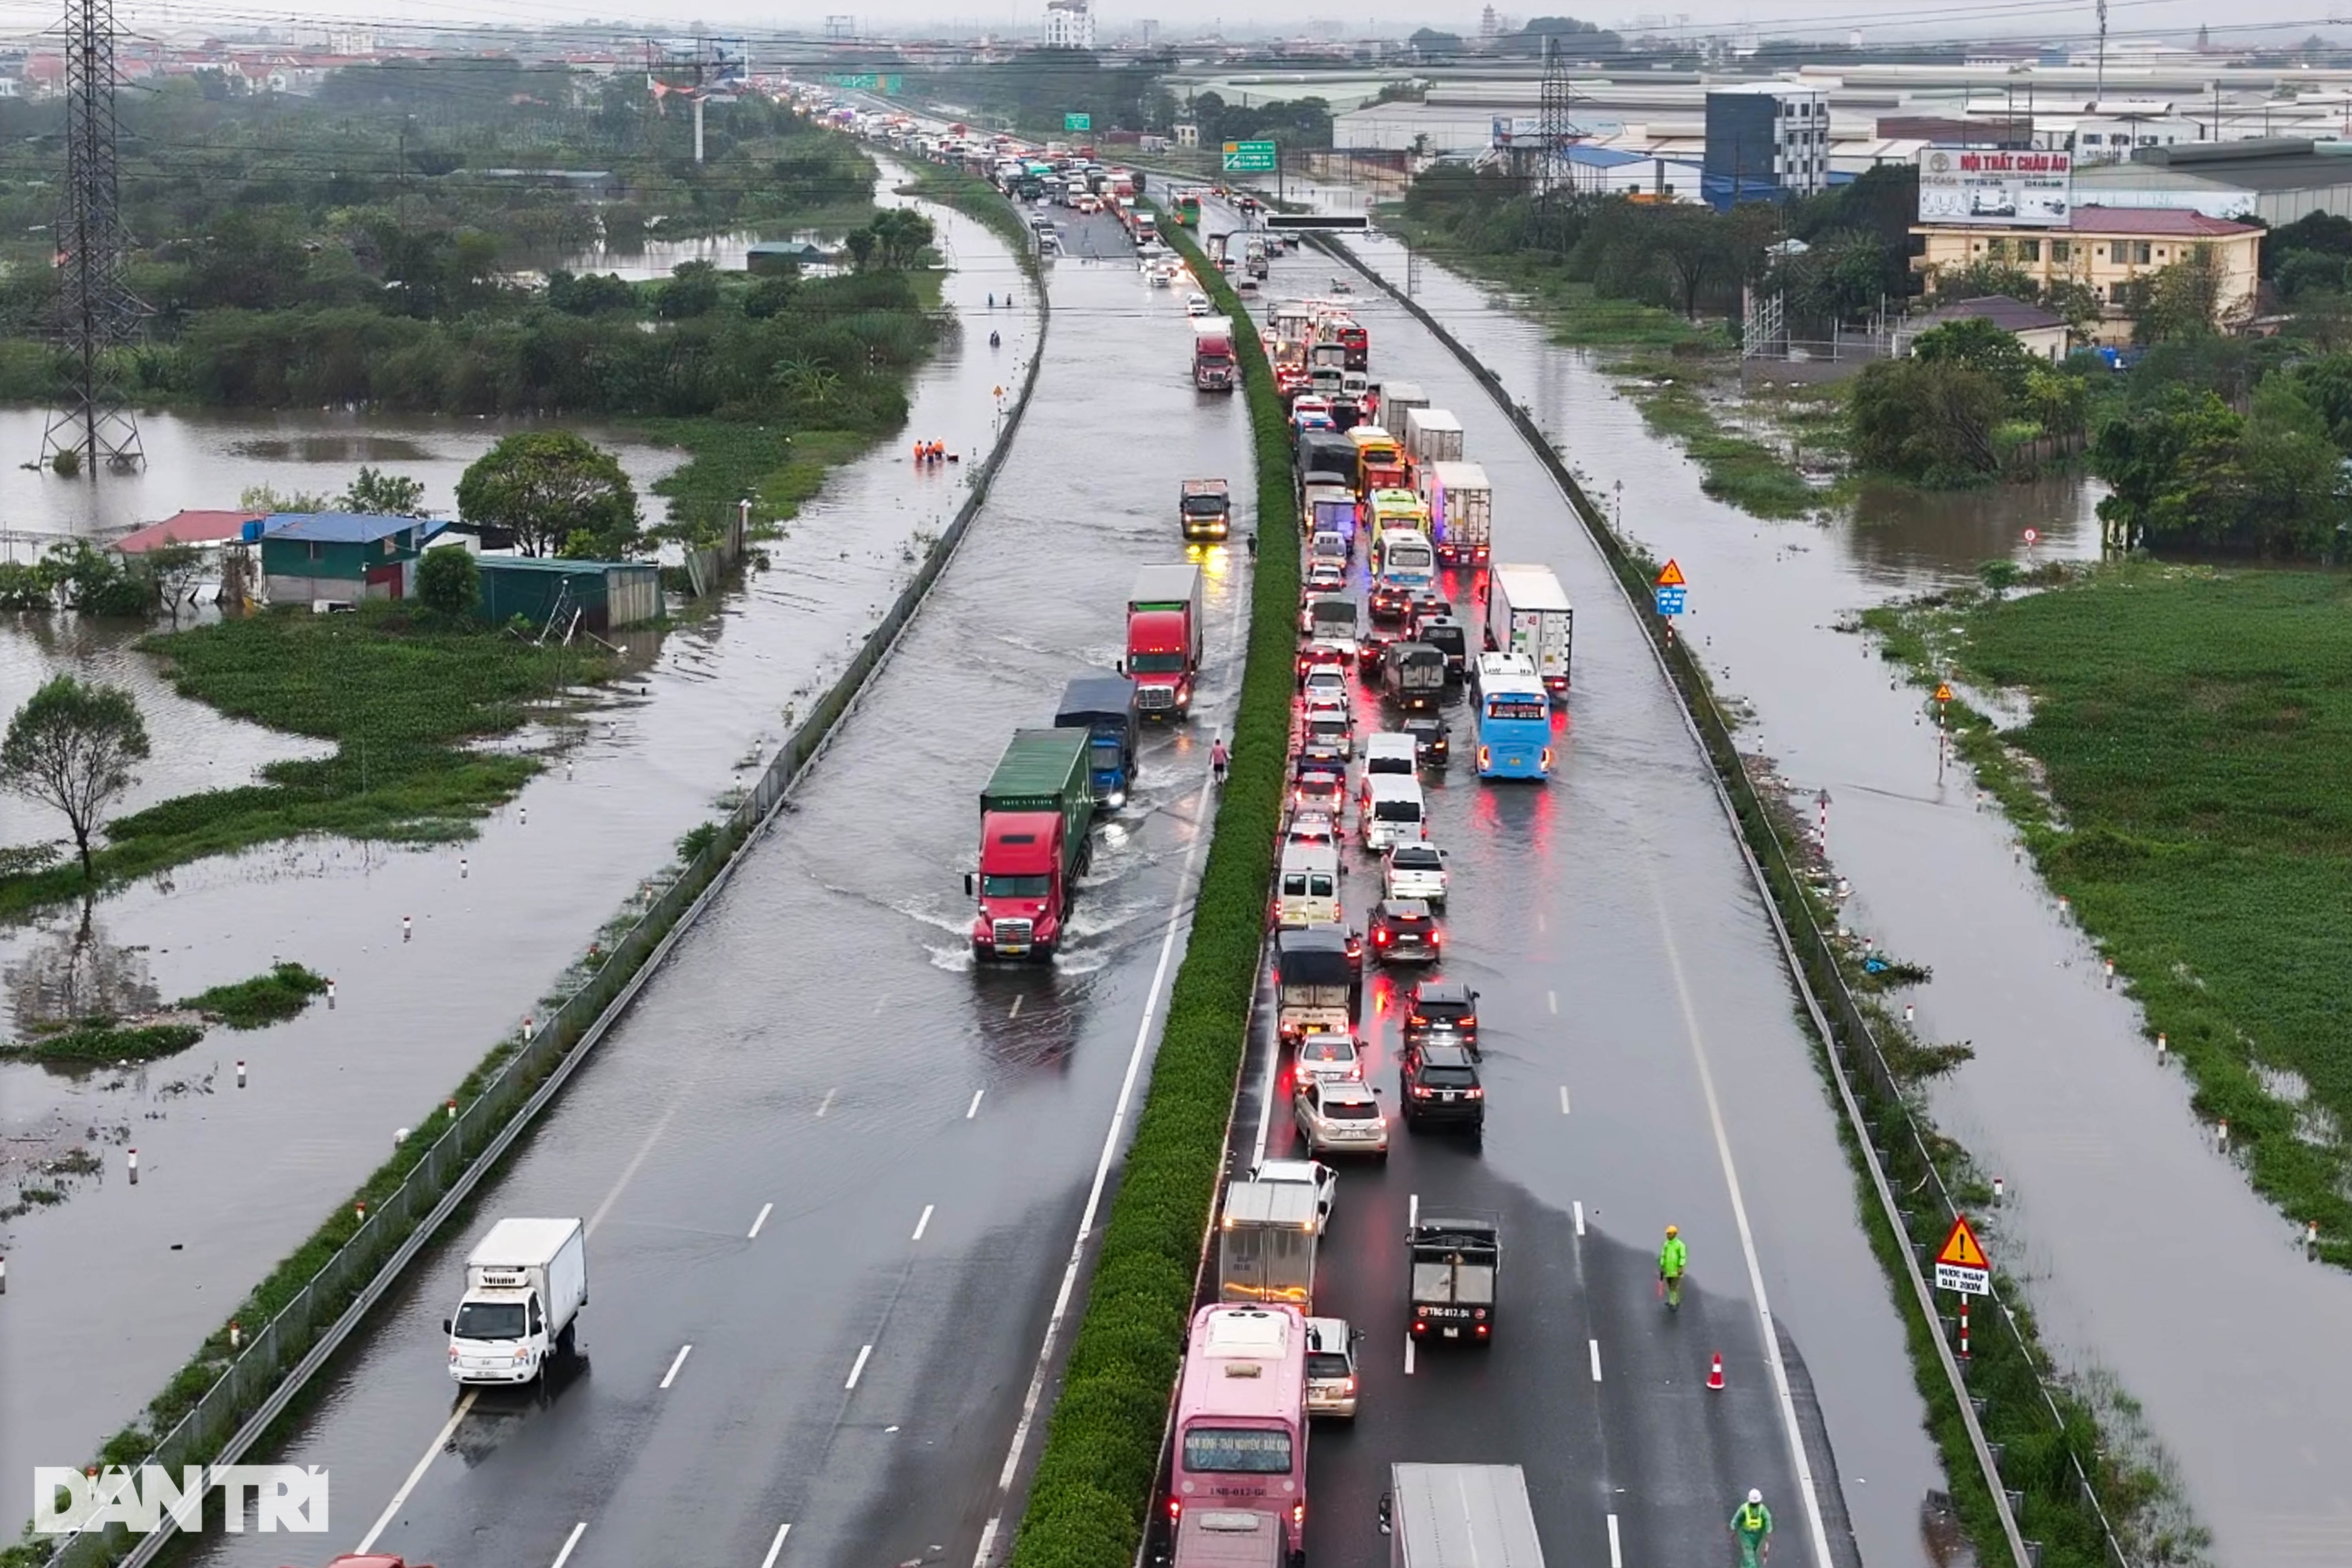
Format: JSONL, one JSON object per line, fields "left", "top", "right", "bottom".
{"left": 105, "top": 0, "right": 2330, "bottom": 48}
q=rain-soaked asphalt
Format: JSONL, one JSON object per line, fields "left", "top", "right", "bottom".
{"left": 1193, "top": 200, "right": 1938, "bottom": 1568}
{"left": 0, "top": 170, "right": 1048, "bottom": 1494}
{"left": 1324, "top": 214, "right": 2352, "bottom": 1563}
{"left": 178, "top": 208, "right": 1263, "bottom": 1568}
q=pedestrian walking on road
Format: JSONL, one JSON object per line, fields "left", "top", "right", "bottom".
{"left": 1659, "top": 1224, "right": 1687, "bottom": 1310}
{"left": 1730, "top": 1490, "right": 1773, "bottom": 1567}
{"left": 1210, "top": 736, "right": 1230, "bottom": 787}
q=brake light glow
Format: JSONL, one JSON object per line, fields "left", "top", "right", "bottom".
{"left": 1466, "top": 1087, "right": 1485, "bottom": 1098}
{"left": 1169, "top": 1499, "right": 1183, "bottom": 1521}
{"left": 1373, "top": 928, "right": 1391, "bottom": 945}
{"left": 1478, "top": 746, "right": 1490, "bottom": 769}
{"left": 1541, "top": 747, "right": 1554, "bottom": 769}
{"left": 1411, "top": 1085, "right": 1431, "bottom": 1098}
{"left": 1292, "top": 1503, "right": 1305, "bottom": 1528}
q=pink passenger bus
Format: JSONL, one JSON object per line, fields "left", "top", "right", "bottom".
{"left": 1168, "top": 1305, "right": 1309, "bottom": 1568}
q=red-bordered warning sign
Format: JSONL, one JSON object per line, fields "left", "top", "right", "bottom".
{"left": 1654, "top": 559, "right": 1686, "bottom": 587}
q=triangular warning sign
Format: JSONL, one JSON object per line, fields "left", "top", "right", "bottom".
{"left": 1936, "top": 1215, "right": 1989, "bottom": 1270}
{"left": 1654, "top": 559, "right": 1686, "bottom": 587}
{"left": 1934, "top": 682, "right": 1954, "bottom": 703}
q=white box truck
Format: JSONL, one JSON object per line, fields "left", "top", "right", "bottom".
{"left": 1380, "top": 1464, "right": 1544, "bottom": 1568}
{"left": 1402, "top": 407, "right": 1465, "bottom": 467}
{"left": 1423, "top": 461, "right": 1492, "bottom": 566}
{"left": 444, "top": 1216, "right": 586, "bottom": 1384}
{"left": 1485, "top": 564, "right": 1573, "bottom": 694}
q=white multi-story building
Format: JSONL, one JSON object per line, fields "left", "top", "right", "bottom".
{"left": 1044, "top": 0, "right": 1095, "bottom": 50}
{"left": 1702, "top": 82, "right": 1829, "bottom": 206}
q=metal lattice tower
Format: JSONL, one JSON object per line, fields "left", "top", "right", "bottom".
{"left": 42, "top": 0, "right": 144, "bottom": 474}
{"left": 1537, "top": 37, "right": 1573, "bottom": 203}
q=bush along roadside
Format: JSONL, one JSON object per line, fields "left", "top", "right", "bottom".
{"left": 1323, "top": 240, "right": 2197, "bottom": 1568}
{"left": 1004, "top": 216, "right": 1297, "bottom": 1568}
{"left": 6, "top": 247, "right": 1057, "bottom": 1568}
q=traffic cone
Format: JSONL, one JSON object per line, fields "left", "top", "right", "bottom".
{"left": 1706, "top": 1353, "right": 1725, "bottom": 1391}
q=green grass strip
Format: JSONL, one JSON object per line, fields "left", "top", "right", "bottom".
{"left": 1005, "top": 214, "right": 1298, "bottom": 1568}
{"left": 1867, "top": 564, "right": 2352, "bottom": 1274}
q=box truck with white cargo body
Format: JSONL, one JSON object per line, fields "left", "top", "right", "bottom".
{"left": 1485, "top": 564, "right": 1572, "bottom": 695}
{"left": 1379, "top": 1463, "right": 1544, "bottom": 1568}
{"left": 445, "top": 1217, "right": 586, "bottom": 1384}
{"left": 1422, "top": 461, "right": 1492, "bottom": 566}
{"left": 1401, "top": 408, "right": 1464, "bottom": 470}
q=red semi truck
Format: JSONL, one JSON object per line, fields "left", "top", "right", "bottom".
{"left": 1123, "top": 564, "right": 1205, "bottom": 719}
{"left": 966, "top": 728, "right": 1096, "bottom": 962}
{"left": 1193, "top": 322, "right": 1236, "bottom": 391}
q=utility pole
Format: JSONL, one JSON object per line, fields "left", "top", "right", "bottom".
{"left": 2094, "top": 0, "right": 2108, "bottom": 110}
{"left": 40, "top": 0, "right": 145, "bottom": 475}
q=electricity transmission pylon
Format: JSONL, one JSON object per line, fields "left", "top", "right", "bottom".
{"left": 41, "top": 0, "right": 146, "bottom": 474}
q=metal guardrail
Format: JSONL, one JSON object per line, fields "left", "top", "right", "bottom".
{"left": 39, "top": 266, "right": 1055, "bottom": 1568}
{"left": 1327, "top": 236, "right": 2136, "bottom": 1568}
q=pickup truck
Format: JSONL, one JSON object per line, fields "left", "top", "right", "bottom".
{"left": 966, "top": 728, "right": 1095, "bottom": 961}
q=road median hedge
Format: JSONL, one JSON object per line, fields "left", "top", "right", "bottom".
{"left": 1006, "top": 217, "right": 1297, "bottom": 1568}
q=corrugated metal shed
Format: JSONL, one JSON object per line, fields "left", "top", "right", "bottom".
{"left": 474, "top": 556, "right": 662, "bottom": 633}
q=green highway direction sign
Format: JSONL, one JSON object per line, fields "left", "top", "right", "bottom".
{"left": 1065, "top": 112, "right": 1091, "bottom": 131}
{"left": 1222, "top": 140, "right": 1277, "bottom": 173}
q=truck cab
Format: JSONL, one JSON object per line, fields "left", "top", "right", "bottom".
{"left": 968, "top": 729, "right": 1096, "bottom": 962}
{"left": 1126, "top": 566, "right": 1206, "bottom": 719}
{"left": 1181, "top": 478, "right": 1233, "bottom": 543}
{"left": 1054, "top": 674, "right": 1141, "bottom": 809}
{"left": 444, "top": 1217, "right": 586, "bottom": 1385}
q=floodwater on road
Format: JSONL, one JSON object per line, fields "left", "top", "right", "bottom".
{"left": 1333, "top": 223, "right": 2352, "bottom": 1562}
{"left": 0, "top": 171, "right": 1040, "bottom": 1495}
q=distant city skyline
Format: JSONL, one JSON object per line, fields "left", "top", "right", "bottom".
{"left": 98, "top": 0, "right": 2339, "bottom": 46}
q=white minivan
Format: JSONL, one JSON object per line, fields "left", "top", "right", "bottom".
{"left": 1359, "top": 774, "right": 1427, "bottom": 852}
{"left": 1362, "top": 733, "right": 1418, "bottom": 779}
{"left": 1276, "top": 842, "right": 1342, "bottom": 928}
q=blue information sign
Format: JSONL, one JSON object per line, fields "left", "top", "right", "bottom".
{"left": 1654, "top": 586, "right": 1687, "bottom": 616}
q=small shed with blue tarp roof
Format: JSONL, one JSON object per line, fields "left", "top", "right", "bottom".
{"left": 259, "top": 512, "right": 440, "bottom": 605}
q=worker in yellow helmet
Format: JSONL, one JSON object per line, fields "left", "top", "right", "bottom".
{"left": 1659, "top": 1224, "right": 1688, "bottom": 1311}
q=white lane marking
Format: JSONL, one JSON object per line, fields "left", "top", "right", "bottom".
{"left": 1559, "top": 1085, "right": 1572, "bottom": 1115}
{"left": 660, "top": 1344, "right": 693, "bottom": 1390}
{"left": 1606, "top": 1514, "right": 1623, "bottom": 1568}
{"left": 1548, "top": 989, "right": 1559, "bottom": 1014}
{"left": 1538, "top": 911, "right": 1548, "bottom": 932}
{"left": 846, "top": 1343, "right": 875, "bottom": 1390}
{"left": 748, "top": 1202, "right": 773, "bottom": 1240}
{"left": 1250, "top": 953, "right": 1282, "bottom": 1160}
{"left": 353, "top": 1390, "right": 475, "bottom": 1553}
{"left": 913, "top": 1203, "right": 935, "bottom": 1241}
{"left": 760, "top": 1522, "right": 792, "bottom": 1568}
{"left": 551, "top": 1522, "right": 588, "bottom": 1568}
{"left": 966, "top": 1089, "right": 985, "bottom": 1120}
{"left": 588, "top": 1078, "right": 691, "bottom": 1236}
{"left": 971, "top": 760, "right": 1222, "bottom": 1568}
{"left": 1009, "top": 994, "right": 1024, "bottom": 1019}
{"left": 1408, "top": 1192, "right": 1419, "bottom": 1230}
{"left": 1643, "top": 863, "right": 1836, "bottom": 1568}
{"left": 1589, "top": 1338, "right": 1603, "bottom": 1382}
{"left": 872, "top": 993, "right": 889, "bottom": 1014}
{"left": 1403, "top": 1335, "right": 1416, "bottom": 1376}
{"left": 816, "top": 1087, "right": 838, "bottom": 1118}
{"left": 1574, "top": 1200, "right": 1586, "bottom": 1238}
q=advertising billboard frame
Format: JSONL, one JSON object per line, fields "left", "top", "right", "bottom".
{"left": 1916, "top": 146, "right": 2074, "bottom": 228}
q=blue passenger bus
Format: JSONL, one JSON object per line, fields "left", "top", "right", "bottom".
{"left": 1476, "top": 673, "right": 1553, "bottom": 780}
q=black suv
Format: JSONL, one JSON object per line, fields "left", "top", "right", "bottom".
{"left": 1402, "top": 715, "right": 1451, "bottom": 766}
{"left": 1400, "top": 1039, "right": 1485, "bottom": 1131}
{"left": 1368, "top": 898, "right": 1441, "bottom": 965}
{"left": 1404, "top": 980, "right": 1479, "bottom": 1054}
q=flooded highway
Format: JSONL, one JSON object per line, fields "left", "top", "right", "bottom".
{"left": 1197, "top": 201, "right": 1938, "bottom": 1568}
{"left": 0, "top": 174, "right": 1046, "bottom": 1493}
{"left": 178, "top": 211, "right": 1263, "bottom": 1568}
{"left": 1329, "top": 220, "right": 2352, "bottom": 1561}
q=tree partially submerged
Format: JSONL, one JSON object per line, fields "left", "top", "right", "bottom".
{"left": 455, "top": 431, "right": 642, "bottom": 559}
{"left": 0, "top": 676, "right": 151, "bottom": 881}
